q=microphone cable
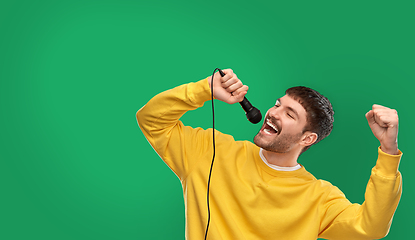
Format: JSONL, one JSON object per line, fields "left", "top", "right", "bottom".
{"left": 204, "top": 68, "right": 220, "bottom": 240}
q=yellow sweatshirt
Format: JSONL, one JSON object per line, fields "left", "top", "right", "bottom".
{"left": 136, "top": 78, "right": 402, "bottom": 240}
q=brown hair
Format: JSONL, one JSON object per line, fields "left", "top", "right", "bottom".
{"left": 286, "top": 86, "right": 334, "bottom": 153}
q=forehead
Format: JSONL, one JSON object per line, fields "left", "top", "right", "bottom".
{"left": 278, "top": 95, "right": 307, "bottom": 119}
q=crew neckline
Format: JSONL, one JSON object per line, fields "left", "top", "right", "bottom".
{"left": 259, "top": 148, "right": 302, "bottom": 171}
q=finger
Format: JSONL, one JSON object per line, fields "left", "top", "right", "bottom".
{"left": 373, "top": 109, "right": 398, "bottom": 118}
{"left": 226, "top": 81, "right": 243, "bottom": 93}
{"left": 366, "top": 110, "right": 383, "bottom": 131}
{"left": 372, "top": 104, "right": 384, "bottom": 109}
{"left": 373, "top": 110, "right": 398, "bottom": 119}
{"left": 373, "top": 111, "right": 399, "bottom": 127}
{"left": 222, "top": 68, "right": 234, "bottom": 76}
{"left": 372, "top": 104, "right": 389, "bottom": 110}
{"left": 373, "top": 107, "right": 399, "bottom": 121}
{"left": 221, "top": 77, "right": 238, "bottom": 89}
{"left": 374, "top": 114, "right": 399, "bottom": 128}
{"left": 372, "top": 104, "right": 396, "bottom": 111}
{"left": 373, "top": 114, "right": 389, "bottom": 128}
{"left": 221, "top": 69, "right": 234, "bottom": 81}
{"left": 232, "top": 85, "right": 249, "bottom": 102}
{"left": 233, "top": 84, "right": 249, "bottom": 94}
{"left": 365, "top": 110, "right": 375, "bottom": 123}
{"left": 220, "top": 73, "right": 233, "bottom": 82}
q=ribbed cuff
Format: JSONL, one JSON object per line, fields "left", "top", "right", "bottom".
{"left": 187, "top": 77, "right": 212, "bottom": 106}
{"left": 373, "top": 147, "right": 402, "bottom": 178}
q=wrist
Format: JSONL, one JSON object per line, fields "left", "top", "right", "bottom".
{"left": 380, "top": 144, "right": 399, "bottom": 155}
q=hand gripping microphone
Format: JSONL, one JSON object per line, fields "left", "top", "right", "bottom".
{"left": 218, "top": 69, "right": 262, "bottom": 124}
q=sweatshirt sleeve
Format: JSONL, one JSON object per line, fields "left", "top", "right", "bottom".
{"left": 318, "top": 148, "right": 403, "bottom": 240}
{"left": 136, "top": 78, "right": 213, "bottom": 180}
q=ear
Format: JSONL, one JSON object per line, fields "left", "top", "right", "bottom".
{"left": 300, "top": 132, "right": 318, "bottom": 146}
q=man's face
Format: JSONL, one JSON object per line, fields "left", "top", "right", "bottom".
{"left": 254, "top": 95, "right": 309, "bottom": 153}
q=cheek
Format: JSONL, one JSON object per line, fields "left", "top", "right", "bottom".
{"left": 282, "top": 120, "right": 300, "bottom": 133}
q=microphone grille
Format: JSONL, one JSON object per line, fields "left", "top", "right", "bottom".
{"left": 246, "top": 107, "right": 262, "bottom": 124}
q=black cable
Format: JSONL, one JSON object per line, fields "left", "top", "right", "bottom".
{"left": 204, "top": 68, "right": 220, "bottom": 240}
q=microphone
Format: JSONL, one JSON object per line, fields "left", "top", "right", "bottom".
{"left": 218, "top": 69, "right": 262, "bottom": 124}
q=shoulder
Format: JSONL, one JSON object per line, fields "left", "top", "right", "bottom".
{"left": 307, "top": 177, "right": 347, "bottom": 199}
{"left": 214, "top": 130, "right": 257, "bottom": 150}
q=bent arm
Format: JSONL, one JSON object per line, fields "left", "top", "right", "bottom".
{"left": 319, "top": 148, "right": 402, "bottom": 240}
{"left": 136, "top": 78, "right": 213, "bottom": 179}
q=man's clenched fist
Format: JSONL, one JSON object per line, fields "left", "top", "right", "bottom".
{"left": 208, "top": 69, "right": 249, "bottom": 105}
{"left": 365, "top": 104, "right": 399, "bottom": 155}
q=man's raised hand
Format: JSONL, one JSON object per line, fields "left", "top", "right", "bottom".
{"left": 208, "top": 69, "right": 248, "bottom": 104}
{"left": 365, "top": 104, "right": 399, "bottom": 155}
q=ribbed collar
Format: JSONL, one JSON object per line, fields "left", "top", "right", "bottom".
{"left": 259, "top": 148, "right": 301, "bottom": 171}
{"left": 254, "top": 148, "right": 312, "bottom": 179}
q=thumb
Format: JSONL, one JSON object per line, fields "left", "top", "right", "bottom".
{"left": 365, "top": 109, "right": 380, "bottom": 133}
{"left": 365, "top": 109, "right": 385, "bottom": 140}
{"left": 231, "top": 85, "right": 249, "bottom": 103}
{"left": 365, "top": 110, "right": 376, "bottom": 125}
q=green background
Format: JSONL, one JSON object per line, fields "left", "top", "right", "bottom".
{"left": 1, "top": 0, "right": 413, "bottom": 239}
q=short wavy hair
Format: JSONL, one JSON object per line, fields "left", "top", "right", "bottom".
{"left": 286, "top": 86, "right": 334, "bottom": 153}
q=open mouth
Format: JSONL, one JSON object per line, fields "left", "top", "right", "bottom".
{"left": 262, "top": 118, "right": 279, "bottom": 135}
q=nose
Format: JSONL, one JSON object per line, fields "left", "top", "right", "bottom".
{"left": 267, "top": 106, "right": 281, "bottom": 120}
{"left": 267, "top": 108, "right": 280, "bottom": 121}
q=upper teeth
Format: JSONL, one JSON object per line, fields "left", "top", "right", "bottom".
{"left": 267, "top": 119, "right": 278, "bottom": 132}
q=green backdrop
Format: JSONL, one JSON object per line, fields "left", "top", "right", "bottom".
{"left": 1, "top": 0, "right": 413, "bottom": 239}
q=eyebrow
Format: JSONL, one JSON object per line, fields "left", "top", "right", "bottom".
{"left": 277, "top": 98, "right": 299, "bottom": 119}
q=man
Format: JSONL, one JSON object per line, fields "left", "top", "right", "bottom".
{"left": 136, "top": 69, "right": 402, "bottom": 239}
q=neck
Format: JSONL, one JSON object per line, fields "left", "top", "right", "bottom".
{"left": 262, "top": 149, "right": 300, "bottom": 167}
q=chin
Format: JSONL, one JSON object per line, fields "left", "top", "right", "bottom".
{"left": 253, "top": 133, "right": 267, "bottom": 149}
{"left": 254, "top": 131, "right": 299, "bottom": 154}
